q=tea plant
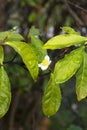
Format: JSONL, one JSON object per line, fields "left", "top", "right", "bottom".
{"left": 0, "top": 26, "right": 87, "bottom": 118}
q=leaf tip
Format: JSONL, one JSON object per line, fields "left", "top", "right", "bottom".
{"left": 77, "top": 97, "right": 81, "bottom": 102}
{"left": 33, "top": 78, "right": 37, "bottom": 82}
{"left": 77, "top": 95, "right": 87, "bottom": 101}
{"left": 43, "top": 45, "right": 47, "bottom": 49}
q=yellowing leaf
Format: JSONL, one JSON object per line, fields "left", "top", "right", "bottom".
{"left": 42, "top": 74, "right": 61, "bottom": 117}
{"left": 53, "top": 47, "right": 84, "bottom": 84}
{"left": 6, "top": 41, "right": 38, "bottom": 81}
{"left": 76, "top": 51, "right": 87, "bottom": 101}
{"left": 43, "top": 34, "right": 87, "bottom": 49}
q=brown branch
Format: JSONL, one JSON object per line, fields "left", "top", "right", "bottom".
{"left": 63, "top": 0, "right": 84, "bottom": 26}
{"left": 9, "top": 91, "right": 20, "bottom": 130}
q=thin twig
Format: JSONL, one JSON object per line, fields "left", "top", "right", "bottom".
{"left": 63, "top": 0, "right": 84, "bottom": 26}
{"left": 68, "top": 0, "right": 87, "bottom": 13}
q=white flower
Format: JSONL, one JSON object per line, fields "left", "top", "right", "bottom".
{"left": 38, "top": 55, "right": 51, "bottom": 70}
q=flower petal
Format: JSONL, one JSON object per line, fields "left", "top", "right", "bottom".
{"left": 38, "top": 55, "right": 52, "bottom": 70}
{"left": 38, "top": 64, "right": 41, "bottom": 67}
{"left": 44, "top": 55, "right": 50, "bottom": 60}
{"left": 41, "top": 65, "right": 48, "bottom": 70}
{"left": 49, "top": 60, "right": 52, "bottom": 65}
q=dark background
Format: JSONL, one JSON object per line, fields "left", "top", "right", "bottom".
{"left": 0, "top": 0, "right": 87, "bottom": 130}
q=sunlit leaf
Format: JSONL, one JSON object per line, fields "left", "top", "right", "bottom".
{"left": 61, "top": 26, "right": 79, "bottom": 35}
{"left": 0, "top": 31, "right": 24, "bottom": 42}
{"left": 53, "top": 47, "right": 84, "bottom": 84}
{"left": 42, "top": 74, "right": 61, "bottom": 117}
{"left": 43, "top": 34, "right": 87, "bottom": 49}
{"left": 76, "top": 51, "right": 87, "bottom": 101}
{"left": 7, "top": 33, "right": 24, "bottom": 41}
{"left": 5, "top": 41, "right": 38, "bottom": 81}
{"left": 31, "top": 36, "right": 47, "bottom": 62}
{"left": 0, "top": 46, "right": 11, "bottom": 118}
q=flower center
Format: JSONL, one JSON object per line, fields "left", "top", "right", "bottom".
{"left": 42, "top": 59, "right": 49, "bottom": 66}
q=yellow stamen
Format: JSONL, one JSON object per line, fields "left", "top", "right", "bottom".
{"left": 42, "top": 59, "right": 49, "bottom": 66}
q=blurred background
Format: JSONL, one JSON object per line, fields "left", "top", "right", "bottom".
{"left": 0, "top": 0, "right": 87, "bottom": 130}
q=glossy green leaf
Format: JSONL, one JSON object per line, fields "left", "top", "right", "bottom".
{"left": 0, "top": 46, "right": 4, "bottom": 64}
{"left": 6, "top": 41, "right": 38, "bottom": 81}
{"left": 0, "top": 66, "right": 11, "bottom": 118}
{"left": 43, "top": 34, "right": 87, "bottom": 49}
{"left": 31, "top": 36, "right": 47, "bottom": 62}
{"left": 42, "top": 74, "right": 61, "bottom": 117}
{"left": 0, "top": 46, "right": 11, "bottom": 118}
{"left": 7, "top": 33, "right": 24, "bottom": 41}
{"left": 53, "top": 47, "right": 84, "bottom": 84}
{"left": 61, "top": 26, "right": 79, "bottom": 35}
{"left": 76, "top": 51, "right": 87, "bottom": 101}
{"left": 0, "top": 31, "right": 24, "bottom": 42}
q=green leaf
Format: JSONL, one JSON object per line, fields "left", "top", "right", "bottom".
{"left": 0, "top": 31, "right": 24, "bottom": 42}
{"left": 43, "top": 34, "right": 87, "bottom": 49}
{"left": 42, "top": 74, "right": 61, "bottom": 117}
{"left": 76, "top": 51, "right": 87, "bottom": 101}
{"left": 6, "top": 41, "right": 38, "bottom": 81}
{"left": 53, "top": 47, "right": 84, "bottom": 84}
{"left": 31, "top": 36, "right": 47, "bottom": 62}
{"left": 27, "top": 0, "right": 37, "bottom": 7}
{"left": 29, "top": 26, "right": 41, "bottom": 37}
{"left": 0, "top": 66, "right": 11, "bottom": 118}
{"left": 28, "top": 12, "right": 37, "bottom": 22}
{"left": 61, "top": 26, "right": 79, "bottom": 35}
{"left": 67, "top": 125, "right": 83, "bottom": 130}
{"left": 0, "top": 46, "right": 4, "bottom": 64}
{"left": 0, "top": 46, "right": 11, "bottom": 118}
{"left": 7, "top": 33, "right": 24, "bottom": 41}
